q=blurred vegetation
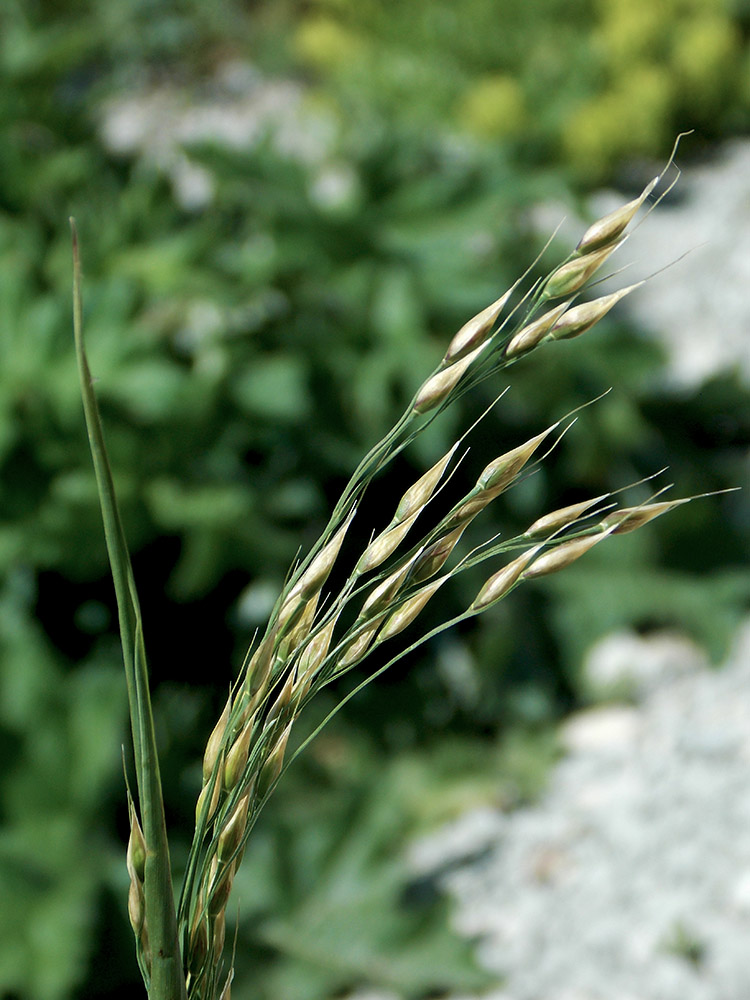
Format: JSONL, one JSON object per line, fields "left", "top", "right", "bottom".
{"left": 1, "top": 1, "right": 749, "bottom": 998}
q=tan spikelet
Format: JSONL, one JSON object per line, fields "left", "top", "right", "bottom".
{"left": 337, "top": 620, "right": 383, "bottom": 668}
{"left": 223, "top": 719, "right": 254, "bottom": 791}
{"left": 218, "top": 793, "right": 250, "bottom": 864}
{"left": 357, "top": 510, "right": 419, "bottom": 574}
{"left": 128, "top": 876, "right": 146, "bottom": 935}
{"left": 477, "top": 424, "right": 559, "bottom": 494}
{"left": 203, "top": 693, "right": 232, "bottom": 783}
{"left": 505, "top": 302, "right": 570, "bottom": 358}
{"left": 257, "top": 722, "right": 293, "bottom": 800}
{"left": 195, "top": 769, "right": 223, "bottom": 827}
{"left": 412, "top": 526, "right": 466, "bottom": 583}
{"left": 394, "top": 445, "right": 458, "bottom": 522}
{"left": 295, "top": 615, "right": 338, "bottom": 682}
{"left": 126, "top": 805, "right": 147, "bottom": 883}
{"left": 208, "top": 861, "right": 234, "bottom": 917}
{"left": 292, "top": 512, "right": 355, "bottom": 603}
{"left": 600, "top": 498, "right": 689, "bottom": 534}
{"left": 413, "top": 343, "right": 486, "bottom": 414}
{"left": 443, "top": 288, "right": 512, "bottom": 363}
{"left": 522, "top": 533, "right": 605, "bottom": 578}
{"left": 543, "top": 242, "right": 621, "bottom": 299}
{"left": 576, "top": 176, "right": 659, "bottom": 254}
{"left": 379, "top": 577, "right": 446, "bottom": 640}
{"left": 470, "top": 548, "right": 539, "bottom": 611}
{"left": 524, "top": 495, "right": 607, "bottom": 538}
{"left": 245, "top": 632, "right": 277, "bottom": 703}
{"left": 188, "top": 912, "right": 209, "bottom": 975}
{"left": 213, "top": 910, "right": 226, "bottom": 958}
{"left": 549, "top": 283, "right": 643, "bottom": 341}
{"left": 360, "top": 558, "right": 417, "bottom": 618}
{"left": 265, "top": 672, "right": 295, "bottom": 725}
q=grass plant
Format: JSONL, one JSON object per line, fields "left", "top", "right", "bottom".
{"left": 73, "top": 140, "right": 718, "bottom": 1000}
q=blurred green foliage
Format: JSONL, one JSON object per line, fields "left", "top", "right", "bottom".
{"left": 1, "top": 1, "right": 749, "bottom": 998}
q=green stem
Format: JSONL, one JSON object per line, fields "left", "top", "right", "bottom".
{"left": 71, "top": 220, "right": 187, "bottom": 1000}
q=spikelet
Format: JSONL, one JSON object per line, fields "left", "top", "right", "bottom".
{"left": 244, "top": 632, "right": 277, "bottom": 703}
{"left": 378, "top": 577, "right": 446, "bottom": 640}
{"left": 470, "top": 548, "right": 539, "bottom": 611}
{"left": 126, "top": 802, "right": 147, "bottom": 883}
{"left": 128, "top": 877, "right": 146, "bottom": 936}
{"left": 543, "top": 242, "right": 621, "bottom": 300}
{"left": 360, "top": 558, "right": 417, "bottom": 618}
{"left": 522, "top": 533, "right": 605, "bottom": 579}
{"left": 477, "top": 424, "right": 558, "bottom": 495}
{"left": 203, "top": 693, "right": 232, "bottom": 783}
{"left": 576, "top": 176, "right": 659, "bottom": 254}
{"left": 524, "top": 495, "right": 607, "bottom": 538}
{"left": 265, "top": 672, "right": 295, "bottom": 725}
{"left": 504, "top": 302, "right": 570, "bottom": 359}
{"left": 213, "top": 910, "right": 227, "bottom": 959}
{"left": 195, "top": 768, "right": 223, "bottom": 827}
{"left": 394, "top": 444, "right": 458, "bottom": 522}
{"left": 337, "top": 617, "right": 384, "bottom": 667}
{"left": 286, "top": 511, "right": 355, "bottom": 606}
{"left": 413, "top": 343, "right": 486, "bottom": 414}
{"left": 411, "top": 526, "right": 466, "bottom": 583}
{"left": 223, "top": 719, "right": 254, "bottom": 791}
{"left": 188, "top": 912, "right": 209, "bottom": 976}
{"left": 295, "top": 615, "right": 338, "bottom": 682}
{"left": 600, "top": 498, "right": 690, "bottom": 534}
{"left": 443, "top": 288, "right": 512, "bottom": 363}
{"left": 357, "top": 511, "right": 419, "bottom": 574}
{"left": 256, "top": 723, "right": 292, "bottom": 800}
{"left": 549, "top": 283, "right": 643, "bottom": 341}
{"left": 208, "top": 861, "right": 234, "bottom": 917}
{"left": 218, "top": 794, "right": 250, "bottom": 864}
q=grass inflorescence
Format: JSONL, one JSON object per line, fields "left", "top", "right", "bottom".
{"left": 73, "top": 137, "right": 721, "bottom": 1000}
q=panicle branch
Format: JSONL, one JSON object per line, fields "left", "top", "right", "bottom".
{"left": 179, "top": 146, "right": 705, "bottom": 998}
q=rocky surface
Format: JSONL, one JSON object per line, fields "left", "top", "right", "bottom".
{"left": 405, "top": 620, "right": 750, "bottom": 1000}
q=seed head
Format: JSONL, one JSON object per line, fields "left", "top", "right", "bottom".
{"left": 295, "top": 615, "right": 337, "bottom": 681}
{"left": 477, "top": 424, "right": 558, "bottom": 494}
{"left": 600, "top": 498, "right": 689, "bottom": 533}
{"left": 549, "top": 283, "right": 643, "bottom": 341}
{"left": 357, "top": 511, "right": 419, "bottom": 574}
{"left": 218, "top": 794, "right": 250, "bottom": 864}
{"left": 413, "top": 344, "right": 486, "bottom": 414}
{"left": 576, "top": 176, "right": 659, "bottom": 254}
{"left": 470, "top": 548, "right": 539, "bottom": 611}
{"left": 394, "top": 445, "right": 457, "bottom": 522}
{"left": 223, "top": 720, "right": 254, "bottom": 791}
{"left": 126, "top": 804, "right": 147, "bottom": 884}
{"left": 411, "top": 526, "right": 466, "bottom": 583}
{"left": 289, "top": 511, "right": 355, "bottom": 603}
{"left": 524, "top": 495, "right": 607, "bottom": 538}
{"left": 256, "top": 723, "right": 292, "bottom": 800}
{"left": 337, "top": 617, "right": 384, "bottom": 667}
{"left": 522, "top": 533, "right": 605, "bottom": 579}
{"left": 379, "top": 577, "right": 446, "bottom": 640}
{"left": 504, "top": 302, "right": 570, "bottom": 359}
{"left": 203, "top": 693, "right": 232, "bottom": 784}
{"left": 543, "top": 243, "right": 620, "bottom": 300}
{"left": 443, "top": 288, "right": 512, "bottom": 363}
